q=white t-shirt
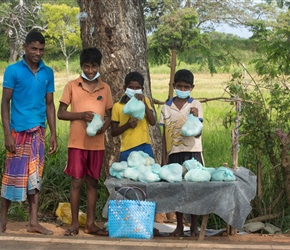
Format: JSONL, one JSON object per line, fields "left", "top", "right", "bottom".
{"left": 160, "top": 97, "right": 203, "bottom": 155}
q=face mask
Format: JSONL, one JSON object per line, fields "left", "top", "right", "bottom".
{"left": 81, "top": 71, "right": 100, "bottom": 81}
{"left": 125, "top": 88, "right": 143, "bottom": 98}
{"left": 174, "top": 89, "right": 191, "bottom": 99}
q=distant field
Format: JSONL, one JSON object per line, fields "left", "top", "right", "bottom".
{"left": 150, "top": 73, "right": 232, "bottom": 100}
{"left": 0, "top": 71, "right": 236, "bottom": 167}
{"left": 53, "top": 72, "right": 232, "bottom": 101}
{"left": 53, "top": 72, "right": 235, "bottom": 167}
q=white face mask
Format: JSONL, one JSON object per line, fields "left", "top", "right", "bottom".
{"left": 174, "top": 89, "right": 191, "bottom": 99}
{"left": 81, "top": 71, "right": 100, "bottom": 81}
{"left": 125, "top": 88, "right": 143, "bottom": 98}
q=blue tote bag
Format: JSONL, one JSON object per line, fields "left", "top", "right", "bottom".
{"left": 108, "top": 186, "right": 156, "bottom": 239}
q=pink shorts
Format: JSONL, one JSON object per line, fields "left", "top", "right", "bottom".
{"left": 64, "top": 148, "right": 104, "bottom": 180}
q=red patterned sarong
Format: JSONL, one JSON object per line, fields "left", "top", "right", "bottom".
{"left": 1, "top": 126, "right": 45, "bottom": 201}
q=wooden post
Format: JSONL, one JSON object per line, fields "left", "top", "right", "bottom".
{"left": 164, "top": 50, "right": 177, "bottom": 222}
{"left": 231, "top": 101, "right": 240, "bottom": 170}
{"left": 198, "top": 214, "right": 209, "bottom": 241}
{"left": 168, "top": 49, "right": 177, "bottom": 100}
{"left": 229, "top": 65, "right": 248, "bottom": 234}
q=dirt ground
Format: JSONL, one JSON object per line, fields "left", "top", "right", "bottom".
{"left": 2, "top": 220, "right": 290, "bottom": 244}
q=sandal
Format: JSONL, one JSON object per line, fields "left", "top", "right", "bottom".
{"left": 64, "top": 228, "right": 79, "bottom": 236}
{"left": 86, "top": 228, "right": 108, "bottom": 236}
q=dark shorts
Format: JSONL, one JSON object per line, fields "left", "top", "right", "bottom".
{"left": 168, "top": 152, "right": 204, "bottom": 166}
{"left": 64, "top": 148, "right": 104, "bottom": 180}
{"left": 119, "top": 143, "right": 154, "bottom": 162}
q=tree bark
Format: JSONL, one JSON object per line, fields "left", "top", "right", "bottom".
{"left": 168, "top": 49, "right": 176, "bottom": 100}
{"left": 8, "top": 37, "right": 18, "bottom": 62}
{"left": 77, "top": 0, "right": 162, "bottom": 174}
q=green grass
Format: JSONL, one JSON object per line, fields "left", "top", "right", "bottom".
{"left": 0, "top": 68, "right": 252, "bottom": 228}
{"left": 0, "top": 68, "right": 238, "bottom": 225}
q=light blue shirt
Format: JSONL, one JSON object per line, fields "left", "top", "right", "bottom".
{"left": 2, "top": 56, "right": 54, "bottom": 132}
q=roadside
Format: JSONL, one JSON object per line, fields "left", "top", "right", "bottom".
{"left": 1, "top": 221, "right": 290, "bottom": 250}
{"left": 1, "top": 234, "right": 290, "bottom": 250}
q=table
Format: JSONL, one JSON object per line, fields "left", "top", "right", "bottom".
{"left": 102, "top": 166, "right": 256, "bottom": 240}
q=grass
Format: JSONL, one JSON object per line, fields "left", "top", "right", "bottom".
{"left": 0, "top": 69, "right": 243, "bottom": 228}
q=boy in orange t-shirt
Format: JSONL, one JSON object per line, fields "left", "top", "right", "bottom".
{"left": 58, "top": 48, "right": 113, "bottom": 236}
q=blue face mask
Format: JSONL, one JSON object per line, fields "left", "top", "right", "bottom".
{"left": 175, "top": 89, "right": 191, "bottom": 99}
{"left": 81, "top": 71, "right": 100, "bottom": 81}
{"left": 125, "top": 88, "right": 143, "bottom": 98}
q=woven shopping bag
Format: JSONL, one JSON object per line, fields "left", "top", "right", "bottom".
{"left": 108, "top": 186, "right": 156, "bottom": 239}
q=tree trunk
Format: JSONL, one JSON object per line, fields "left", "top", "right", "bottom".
{"left": 168, "top": 49, "right": 176, "bottom": 100}
{"left": 8, "top": 38, "right": 18, "bottom": 62}
{"left": 77, "top": 0, "right": 162, "bottom": 174}
{"left": 65, "top": 57, "right": 69, "bottom": 82}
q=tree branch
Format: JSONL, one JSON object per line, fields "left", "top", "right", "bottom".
{"left": 152, "top": 96, "right": 258, "bottom": 105}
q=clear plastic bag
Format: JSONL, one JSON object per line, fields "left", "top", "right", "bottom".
{"left": 184, "top": 168, "right": 211, "bottom": 182}
{"left": 122, "top": 96, "right": 145, "bottom": 120}
{"left": 181, "top": 114, "right": 203, "bottom": 137}
{"left": 86, "top": 113, "right": 103, "bottom": 137}
{"left": 211, "top": 166, "right": 236, "bottom": 182}
{"left": 159, "top": 163, "right": 183, "bottom": 183}
{"left": 109, "top": 161, "right": 128, "bottom": 179}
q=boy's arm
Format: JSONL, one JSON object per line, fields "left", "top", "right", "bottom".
{"left": 144, "top": 103, "right": 156, "bottom": 126}
{"left": 1, "top": 88, "right": 15, "bottom": 153}
{"left": 111, "top": 117, "right": 138, "bottom": 137}
{"left": 190, "top": 106, "right": 203, "bottom": 137}
{"left": 135, "top": 94, "right": 156, "bottom": 126}
{"left": 57, "top": 102, "right": 94, "bottom": 122}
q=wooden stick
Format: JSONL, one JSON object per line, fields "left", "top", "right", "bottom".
{"left": 198, "top": 214, "right": 209, "bottom": 241}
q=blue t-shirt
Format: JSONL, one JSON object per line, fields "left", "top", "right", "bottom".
{"left": 2, "top": 57, "right": 54, "bottom": 132}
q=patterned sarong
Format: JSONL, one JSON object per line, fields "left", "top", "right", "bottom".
{"left": 1, "top": 126, "right": 45, "bottom": 201}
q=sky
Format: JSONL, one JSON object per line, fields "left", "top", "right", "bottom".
{"left": 215, "top": 24, "right": 253, "bottom": 39}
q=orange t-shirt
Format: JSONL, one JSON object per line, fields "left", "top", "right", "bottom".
{"left": 59, "top": 76, "right": 113, "bottom": 150}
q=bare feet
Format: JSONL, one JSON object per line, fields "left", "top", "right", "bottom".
{"left": 27, "top": 223, "right": 53, "bottom": 235}
{"left": 190, "top": 225, "right": 199, "bottom": 237}
{"left": 84, "top": 223, "right": 108, "bottom": 236}
{"left": 169, "top": 227, "right": 184, "bottom": 237}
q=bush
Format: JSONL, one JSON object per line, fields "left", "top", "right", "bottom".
{"left": 0, "top": 61, "right": 9, "bottom": 74}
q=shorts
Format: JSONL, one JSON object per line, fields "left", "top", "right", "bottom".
{"left": 119, "top": 143, "right": 154, "bottom": 162}
{"left": 168, "top": 151, "right": 204, "bottom": 166}
{"left": 64, "top": 148, "right": 104, "bottom": 180}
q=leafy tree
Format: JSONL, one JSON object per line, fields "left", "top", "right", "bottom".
{"left": 41, "top": 3, "right": 81, "bottom": 80}
{"left": 38, "top": 0, "right": 78, "bottom": 7}
{"left": 224, "top": 9, "right": 290, "bottom": 228}
{"left": 179, "top": 32, "right": 256, "bottom": 73}
{"left": 146, "top": 1, "right": 276, "bottom": 75}
{"left": 266, "top": 0, "right": 290, "bottom": 9}
{"left": 148, "top": 7, "right": 200, "bottom": 65}
{"left": 147, "top": 6, "right": 254, "bottom": 75}
{"left": 143, "top": 0, "right": 183, "bottom": 32}
{"left": 143, "top": 0, "right": 262, "bottom": 32}
{"left": 0, "top": 0, "right": 45, "bottom": 62}
{"left": 0, "top": 30, "right": 9, "bottom": 61}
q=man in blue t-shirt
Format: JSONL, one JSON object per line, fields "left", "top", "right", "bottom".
{"left": 0, "top": 31, "right": 57, "bottom": 235}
